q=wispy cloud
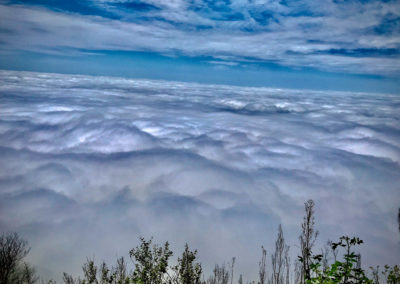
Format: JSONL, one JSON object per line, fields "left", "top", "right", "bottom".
{"left": 0, "top": 70, "right": 399, "bottom": 280}
{"left": 0, "top": 0, "right": 399, "bottom": 75}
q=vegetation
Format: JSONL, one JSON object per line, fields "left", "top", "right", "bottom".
{"left": 298, "top": 200, "right": 319, "bottom": 283}
{"left": 0, "top": 232, "right": 38, "bottom": 284}
{"left": 171, "top": 244, "right": 202, "bottom": 284}
{"left": 1, "top": 200, "right": 399, "bottom": 284}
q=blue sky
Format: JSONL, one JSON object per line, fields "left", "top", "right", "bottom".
{"left": 0, "top": 0, "right": 399, "bottom": 92}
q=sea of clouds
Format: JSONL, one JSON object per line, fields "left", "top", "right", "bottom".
{"left": 0, "top": 70, "right": 399, "bottom": 281}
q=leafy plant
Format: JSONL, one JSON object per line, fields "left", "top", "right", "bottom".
{"left": 304, "top": 236, "right": 372, "bottom": 284}
{"left": 129, "top": 237, "right": 173, "bottom": 284}
{"left": 382, "top": 265, "right": 400, "bottom": 284}
{"left": 170, "top": 243, "right": 202, "bottom": 284}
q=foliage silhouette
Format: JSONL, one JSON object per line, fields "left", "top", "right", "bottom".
{"left": 298, "top": 200, "right": 319, "bottom": 283}
{"left": 0, "top": 232, "right": 37, "bottom": 284}
{"left": 302, "top": 236, "right": 372, "bottom": 284}
{"left": 129, "top": 237, "right": 173, "bottom": 284}
{"left": 170, "top": 244, "right": 202, "bottom": 284}
{"left": 2, "top": 200, "right": 400, "bottom": 284}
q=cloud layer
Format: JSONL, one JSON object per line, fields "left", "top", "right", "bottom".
{"left": 0, "top": 70, "right": 399, "bottom": 281}
{"left": 0, "top": 0, "right": 399, "bottom": 75}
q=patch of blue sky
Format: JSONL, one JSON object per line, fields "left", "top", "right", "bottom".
{"left": 277, "top": 0, "right": 321, "bottom": 15}
{"left": 248, "top": 10, "right": 279, "bottom": 26}
{"left": 288, "top": 48, "right": 400, "bottom": 57}
{"left": 372, "top": 14, "right": 400, "bottom": 35}
{"left": 113, "top": 0, "right": 161, "bottom": 12}
{"left": 1, "top": 49, "right": 399, "bottom": 94}
{"left": 322, "top": 48, "right": 400, "bottom": 57}
{"left": 188, "top": 1, "right": 244, "bottom": 21}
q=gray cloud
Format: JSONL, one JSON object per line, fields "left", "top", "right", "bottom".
{"left": 0, "top": 70, "right": 399, "bottom": 281}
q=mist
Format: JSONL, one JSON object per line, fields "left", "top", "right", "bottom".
{"left": 0, "top": 70, "right": 399, "bottom": 281}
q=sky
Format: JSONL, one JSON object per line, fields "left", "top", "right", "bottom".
{"left": 0, "top": 70, "right": 399, "bottom": 281}
{"left": 0, "top": 0, "right": 399, "bottom": 92}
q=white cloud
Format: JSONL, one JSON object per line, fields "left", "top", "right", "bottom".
{"left": 0, "top": 0, "right": 399, "bottom": 75}
{"left": 0, "top": 70, "right": 399, "bottom": 281}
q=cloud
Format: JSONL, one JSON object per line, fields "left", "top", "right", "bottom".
{"left": 0, "top": 0, "right": 399, "bottom": 75}
{"left": 0, "top": 70, "right": 399, "bottom": 281}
